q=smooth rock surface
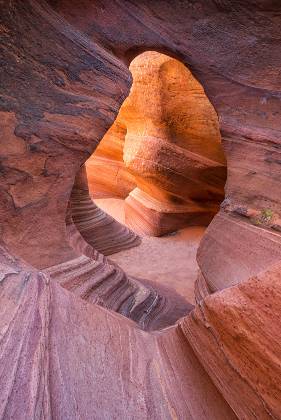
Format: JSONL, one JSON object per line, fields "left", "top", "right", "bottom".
{"left": 1, "top": 1, "right": 281, "bottom": 418}
{"left": 0, "top": 246, "right": 236, "bottom": 420}
{"left": 96, "top": 197, "right": 205, "bottom": 304}
{"left": 70, "top": 166, "right": 141, "bottom": 255}
{"left": 87, "top": 51, "right": 226, "bottom": 236}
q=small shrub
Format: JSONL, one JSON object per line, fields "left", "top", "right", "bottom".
{"left": 251, "top": 208, "right": 274, "bottom": 227}
{"left": 261, "top": 208, "right": 273, "bottom": 223}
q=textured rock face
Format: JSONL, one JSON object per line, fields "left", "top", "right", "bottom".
{"left": 0, "top": 247, "right": 235, "bottom": 420}
{"left": 123, "top": 52, "right": 226, "bottom": 236}
{"left": 65, "top": 167, "right": 192, "bottom": 330}
{"left": 87, "top": 51, "right": 226, "bottom": 236}
{"left": 0, "top": 0, "right": 131, "bottom": 269}
{"left": 1, "top": 0, "right": 281, "bottom": 418}
{"left": 86, "top": 120, "right": 137, "bottom": 198}
{"left": 69, "top": 165, "right": 140, "bottom": 255}
{"left": 184, "top": 262, "right": 281, "bottom": 419}
{"left": 0, "top": 0, "right": 189, "bottom": 331}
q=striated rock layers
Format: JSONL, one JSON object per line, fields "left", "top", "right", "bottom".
{"left": 0, "top": 0, "right": 190, "bottom": 332}
{"left": 86, "top": 51, "right": 226, "bottom": 236}
{"left": 69, "top": 165, "right": 141, "bottom": 256}
{"left": 0, "top": 247, "right": 235, "bottom": 420}
{"left": 86, "top": 118, "right": 137, "bottom": 199}
{"left": 1, "top": 0, "right": 281, "bottom": 418}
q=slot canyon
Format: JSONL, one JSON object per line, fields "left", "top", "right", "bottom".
{"left": 1, "top": 1, "right": 281, "bottom": 419}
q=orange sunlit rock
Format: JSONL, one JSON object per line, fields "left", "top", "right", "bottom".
{"left": 1, "top": 1, "right": 281, "bottom": 418}
{"left": 87, "top": 51, "right": 226, "bottom": 235}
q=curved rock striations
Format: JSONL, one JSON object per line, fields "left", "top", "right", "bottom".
{"left": 86, "top": 120, "right": 136, "bottom": 198}
{"left": 45, "top": 252, "right": 192, "bottom": 331}
{"left": 124, "top": 187, "right": 217, "bottom": 237}
{"left": 122, "top": 52, "right": 226, "bottom": 236}
{"left": 69, "top": 166, "right": 141, "bottom": 255}
{"left": 0, "top": 247, "right": 235, "bottom": 420}
{"left": 182, "top": 262, "right": 281, "bottom": 419}
{"left": 87, "top": 51, "right": 226, "bottom": 236}
{"left": 0, "top": 0, "right": 132, "bottom": 269}
{"left": 3, "top": 243, "right": 281, "bottom": 418}
{"left": 49, "top": 0, "right": 281, "bottom": 281}
{"left": 0, "top": 0, "right": 190, "bottom": 333}
{"left": 66, "top": 167, "right": 192, "bottom": 329}
{"left": 1, "top": 0, "right": 281, "bottom": 418}
{"left": 196, "top": 211, "right": 281, "bottom": 299}
{"left": 63, "top": 167, "right": 191, "bottom": 331}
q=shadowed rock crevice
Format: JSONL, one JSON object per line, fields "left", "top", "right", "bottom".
{"left": 69, "top": 165, "right": 141, "bottom": 256}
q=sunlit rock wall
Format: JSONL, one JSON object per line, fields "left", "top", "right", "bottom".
{"left": 1, "top": 1, "right": 281, "bottom": 418}
{"left": 86, "top": 51, "right": 226, "bottom": 236}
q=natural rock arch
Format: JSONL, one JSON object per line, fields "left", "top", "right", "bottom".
{"left": 1, "top": 1, "right": 281, "bottom": 418}
{"left": 87, "top": 51, "right": 227, "bottom": 236}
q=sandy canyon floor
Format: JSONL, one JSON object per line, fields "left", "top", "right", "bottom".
{"left": 94, "top": 198, "right": 205, "bottom": 305}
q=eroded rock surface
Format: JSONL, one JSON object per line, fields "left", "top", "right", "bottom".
{"left": 1, "top": 0, "right": 281, "bottom": 418}
{"left": 87, "top": 51, "right": 226, "bottom": 236}
{"left": 0, "top": 247, "right": 235, "bottom": 419}
{"left": 86, "top": 119, "right": 136, "bottom": 198}
{"left": 69, "top": 166, "right": 141, "bottom": 255}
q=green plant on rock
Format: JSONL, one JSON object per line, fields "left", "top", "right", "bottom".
{"left": 260, "top": 208, "right": 273, "bottom": 223}
{"left": 252, "top": 217, "right": 262, "bottom": 226}
{"left": 251, "top": 208, "right": 274, "bottom": 227}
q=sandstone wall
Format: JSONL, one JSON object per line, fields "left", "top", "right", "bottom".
{"left": 87, "top": 51, "right": 226, "bottom": 236}
{"left": 1, "top": 0, "right": 281, "bottom": 418}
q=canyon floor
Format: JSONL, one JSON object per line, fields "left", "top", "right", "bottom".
{"left": 95, "top": 198, "right": 205, "bottom": 305}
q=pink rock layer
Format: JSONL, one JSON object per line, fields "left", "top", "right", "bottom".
{"left": 0, "top": 246, "right": 235, "bottom": 419}
{"left": 69, "top": 166, "right": 141, "bottom": 255}
{"left": 1, "top": 0, "right": 281, "bottom": 418}
{"left": 125, "top": 188, "right": 217, "bottom": 237}
{"left": 2, "top": 244, "right": 281, "bottom": 418}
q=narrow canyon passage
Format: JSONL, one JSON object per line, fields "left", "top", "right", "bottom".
{"left": 86, "top": 51, "right": 226, "bottom": 306}
{"left": 2, "top": 2, "right": 281, "bottom": 418}
{"left": 87, "top": 52, "right": 226, "bottom": 237}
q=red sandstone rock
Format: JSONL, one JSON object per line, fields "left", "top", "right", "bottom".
{"left": 0, "top": 246, "right": 235, "bottom": 419}
{"left": 87, "top": 51, "right": 226, "bottom": 236}
{"left": 86, "top": 120, "right": 136, "bottom": 198}
{"left": 69, "top": 166, "right": 141, "bottom": 255}
{"left": 197, "top": 211, "right": 281, "bottom": 296}
{"left": 1, "top": 0, "right": 281, "bottom": 418}
{"left": 183, "top": 262, "right": 281, "bottom": 418}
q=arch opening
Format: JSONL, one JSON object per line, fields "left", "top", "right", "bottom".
{"left": 82, "top": 51, "right": 227, "bottom": 304}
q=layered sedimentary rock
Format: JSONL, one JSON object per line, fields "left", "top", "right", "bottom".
{"left": 66, "top": 172, "right": 191, "bottom": 330}
{"left": 0, "top": 0, "right": 131, "bottom": 269}
{"left": 2, "top": 243, "right": 281, "bottom": 418}
{"left": 0, "top": 0, "right": 190, "bottom": 332}
{"left": 0, "top": 247, "right": 235, "bottom": 419}
{"left": 69, "top": 165, "right": 140, "bottom": 255}
{"left": 86, "top": 120, "right": 136, "bottom": 198}
{"left": 45, "top": 252, "right": 191, "bottom": 331}
{"left": 123, "top": 52, "right": 226, "bottom": 236}
{"left": 1, "top": 0, "right": 281, "bottom": 418}
{"left": 87, "top": 51, "right": 226, "bottom": 236}
{"left": 184, "top": 262, "right": 281, "bottom": 419}
{"left": 65, "top": 167, "right": 191, "bottom": 329}
{"left": 196, "top": 211, "right": 281, "bottom": 298}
